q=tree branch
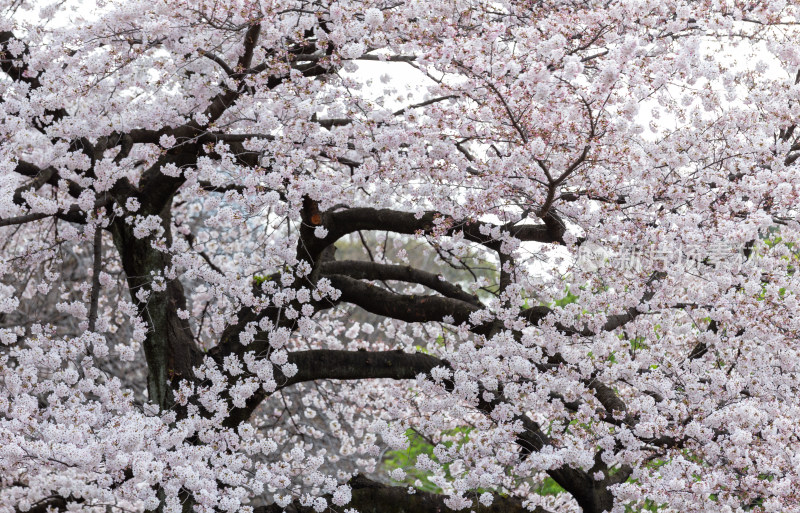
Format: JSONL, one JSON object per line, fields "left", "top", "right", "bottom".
{"left": 15, "top": 495, "right": 82, "bottom": 513}
{"left": 320, "top": 260, "right": 481, "bottom": 306}
{"left": 255, "top": 474, "right": 553, "bottom": 513}
{"left": 0, "top": 196, "right": 112, "bottom": 227}
{"left": 302, "top": 207, "right": 564, "bottom": 266}
{"left": 327, "top": 274, "right": 484, "bottom": 331}
{"left": 87, "top": 225, "right": 103, "bottom": 332}
{"left": 266, "top": 349, "right": 621, "bottom": 512}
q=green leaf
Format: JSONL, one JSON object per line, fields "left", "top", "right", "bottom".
{"left": 535, "top": 477, "right": 565, "bottom": 496}
{"left": 554, "top": 286, "right": 579, "bottom": 307}
{"left": 383, "top": 427, "right": 474, "bottom": 494}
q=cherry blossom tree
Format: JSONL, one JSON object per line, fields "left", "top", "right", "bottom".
{"left": 2, "top": 0, "right": 800, "bottom": 512}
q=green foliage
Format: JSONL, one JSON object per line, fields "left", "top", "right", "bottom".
{"left": 253, "top": 271, "right": 283, "bottom": 286}
{"left": 531, "top": 286, "right": 579, "bottom": 311}
{"left": 629, "top": 336, "right": 649, "bottom": 351}
{"left": 622, "top": 461, "right": 669, "bottom": 513}
{"left": 384, "top": 427, "right": 569, "bottom": 498}
{"left": 758, "top": 227, "right": 799, "bottom": 272}
{"left": 554, "top": 287, "right": 579, "bottom": 308}
{"left": 624, "top": 498, "right": 664, "bottom": 512}
{"left": 534, "top": 477, "right": 565, "bottom": 496}
{"left": 414, "top": 334, "right": 446, "bottom": 355}
{"left": 383, "top": 427, "right": 473, "bottom": 494}
{"left": 253, "top": 274, "right": 272, "bottom": 286}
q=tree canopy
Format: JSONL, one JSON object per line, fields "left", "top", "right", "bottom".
{"left": 1, "top": 1, "right": 800, "bottom": 512}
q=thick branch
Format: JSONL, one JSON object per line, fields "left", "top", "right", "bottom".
{"left": 266, "top": 349, "right": 620, "bottom": 513}
{"left": 296, "top": 207, "right": 564, "bottom": 266}
{"left": 12, "top": 166, "right": 56, "bottom": 205}
{"left": 0, "top": 196, "right": 112, "bottom": 227}
{"left": 137, "top": 154, "right": 197, "bottom": 212}
{"left": 87, "top": 226, "right": 103, "bottom": 332}
{"left": 235, "top": 23, "right": 261, "bottom": 73}
{"left": 16, "top": 495, "right": 82, "bottom": 513}
{"left": 327, "top": 274, "right": 484, "bottom": 331}
{"left": 11, "top": 161, "right": 84, "bottom": 199}
{"left": 255, "top": 474, "right": 552, "bottom": 513}
{"left": 283, "top": 348, "right": 442, "bottom": 387}
{"left": 320, "top": 260, "right": 481, "bottom": 306}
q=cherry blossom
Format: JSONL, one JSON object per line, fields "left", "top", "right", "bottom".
{"left": 2, "top": 1, "right": 800, "bottom": 513}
